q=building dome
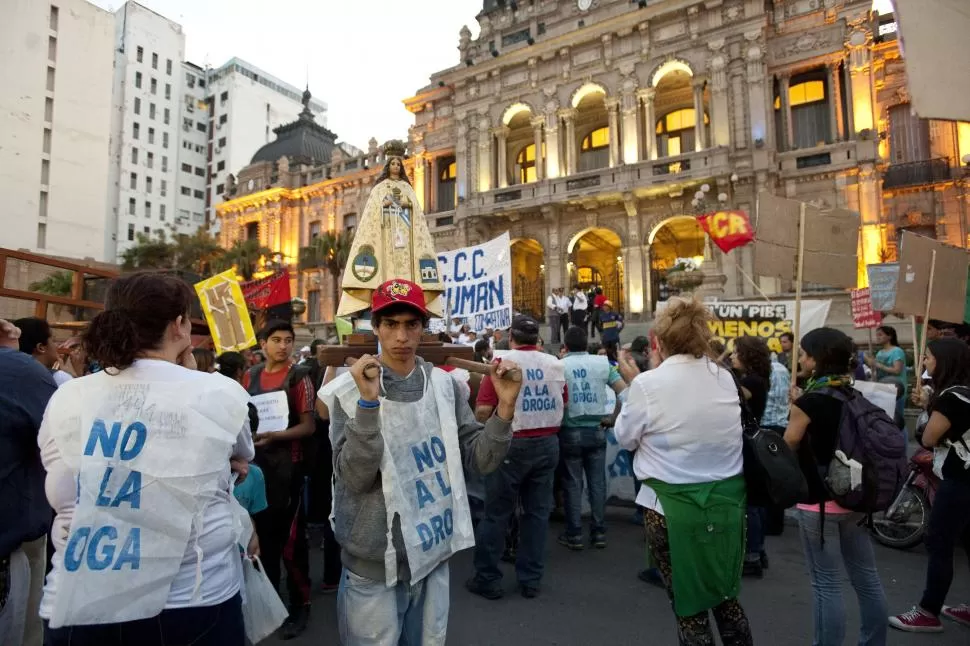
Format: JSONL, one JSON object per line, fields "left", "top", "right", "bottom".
{"left": 250, "top": 87, "right": 338, "bottom": 165}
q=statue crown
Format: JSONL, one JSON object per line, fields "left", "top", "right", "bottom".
{"left": 383, "top": 140, "right": 407, "bottom": 158}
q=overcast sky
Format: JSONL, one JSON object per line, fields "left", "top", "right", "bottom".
{"left": 89, "top": 0, "right": 483, "bottom": 149}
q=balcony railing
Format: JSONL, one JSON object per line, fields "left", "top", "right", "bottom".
{"left": 883, "top": 158, "right": 952, "bottom": 190}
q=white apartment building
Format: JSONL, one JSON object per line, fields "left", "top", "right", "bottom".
{"left": 204, "top": 58, "right": 327, "bottom": 218}
{"left": 106, "top": 1, "right": 188, "bottom": 259}
{"left": 0, "top": 0, "right": 114, "bottom": 261}
{"left": 176, "top": 61, "right": 209, "bottom": 233}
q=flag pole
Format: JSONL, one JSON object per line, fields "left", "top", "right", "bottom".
{"left": 915, "top": 249, "right": 937, "bottom": 392}
{"left": 791, "top": 202, "right": 806, "bottom": 377}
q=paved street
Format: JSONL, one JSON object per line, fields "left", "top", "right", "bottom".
{"left": 270, "top": 509, "right": 969, "bottom": 645}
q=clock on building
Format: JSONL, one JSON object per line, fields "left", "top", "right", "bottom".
{"left": 577, "top": 0, "right": 593, "bottom": 11}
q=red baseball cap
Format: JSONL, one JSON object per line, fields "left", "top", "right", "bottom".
{"left": 371, "top": 279, "right": 429, "bottom": 317}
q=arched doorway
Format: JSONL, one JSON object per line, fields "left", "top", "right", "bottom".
{"left": 568, "top": 228, "right": 624, "bottom": 312}
{"left": 647, "top": 216, "right": 706, "bottom": 309}
{"left": 510, "top": 238, "right": 545, "bottom": 321}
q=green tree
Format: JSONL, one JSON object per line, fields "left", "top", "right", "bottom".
{"left": 299, "top": 230, "right": 352, "bottom": 318}
{"left": 120, "top": 228, "right": 226, "bottom": 277}
{"left": 120, "top": 229, "right": 176, "bottom": 271}
{"left": 216, "top": 239, "right": 272, "bottom": 281}
{"left": 29, "top": 270, "right": 73, "bottom": 296}
{"left": 171, "top": 229, "right": 225, "bottom": 276}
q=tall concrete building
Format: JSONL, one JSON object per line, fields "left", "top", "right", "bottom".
{"left": 0, "top": 0, "right": 115, "bottom": 261}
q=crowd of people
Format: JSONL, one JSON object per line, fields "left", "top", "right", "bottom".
{"left": 2, "top": 270, "right": 970, "bottom": 646}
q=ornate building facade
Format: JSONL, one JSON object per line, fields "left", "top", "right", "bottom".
{"left": 217, "top": 0, "right": 970, "bottom": 324}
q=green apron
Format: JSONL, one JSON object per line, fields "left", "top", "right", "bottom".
{"left": 644, "top": 475, "right": 746, "bottom": 617}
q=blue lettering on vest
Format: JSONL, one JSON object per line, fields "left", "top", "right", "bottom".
{"left": 412, "top": 442, "right": 435, "bottom": 473}
{"left": 84, "top": 420, "right": 147, "bottom": 460}
{"left": 119, "top": 422, "right": 147, "bottom": 460}
{"left": 430, "top": 436, "right": 446, "bottom": 463}
{"left": 416, "top": 480, "right": 435, "bottom": 509}
{"left": 435, "top": 470, "right": 452, "bottom": 497}
{"left": 64, "top": 527, "right": 91, "bottom": 572}
{"left": 525, "top": 368, "right": 544, "bottom": 381}
{"left": 111, "top": 471, "right": 142, "bottom": 509}
{"left": 87, "top": 526, "right": 117, "bottom": 571}
{"left": 416, "top": 509, "right": 455, "bottom": 552}
{"left": 113, "top": 528, "right": 140, "bottom": 570}
{"left": 96, "top": 466, "right": 115, "bottom": 507}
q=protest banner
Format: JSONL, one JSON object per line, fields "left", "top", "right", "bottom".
{"left": 867, "top": 263, "right": 899, "bottom": 312}
{"left": 696, "top": 210, "right": 754, "bottom": 253}
{"left": 705, "top": 300, "right": 831, "bottom": 354}
{"left": 851, "top": 288, "right": 882, "bottom": 329}
{"left": 437, "top": 232, "right": 513, "bottom": 331}
{"left": 194, "top": 270, "right": 256, "bottom": 353}
{"left": 240, "top": 272, "right": 291, "bottom": 310}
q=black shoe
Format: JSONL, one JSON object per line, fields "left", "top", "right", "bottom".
{"left": 591, "top": 532, "right": 607, "bottom": 549}
{"left": 638, "top": 568, "right": 664, "bottom": 588}
{"left": 760, "top": 551, "right": 769, "bottom": 570}
{"left": 466, "top": 577, "right": 503, "bottom": 600}
{"left": 742, "top": 560, "right": 764, "bottom": 579}
{"left": 557, "top": 533, "right": 584, "bottom": 551}
{"left": 520, "top": 584, "right": 540, "bottom": 599}
{"left": 280, "top": 605, "right": 310, "bottom": 640}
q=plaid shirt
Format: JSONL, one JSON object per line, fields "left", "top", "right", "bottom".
{"left": 762, "top": 360, "right": 792, "bottom": 429}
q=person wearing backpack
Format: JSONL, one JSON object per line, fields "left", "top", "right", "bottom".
{"left": 784, "top": 328, "right": 888, "bottom": 646}
{"left": 889, "top": 338, "right": 970, "bottom": 633}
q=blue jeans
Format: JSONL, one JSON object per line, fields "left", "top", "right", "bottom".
{"left": 745, "top": 506, "right": 767, "bottom": 560}
{"left": 337, "top": 561, "right": 450, "bottom": 646}
{"left": 43, "top": 593, "right": 244, "bottom": 646}
{"left": 797, "top": 510, "right": 888, "bottom": 646}
{"left": 473, "top": 434, "right": 559, "bottom": 588}
{"left": 560, "top": 426, "right": 607, "bottom": 537}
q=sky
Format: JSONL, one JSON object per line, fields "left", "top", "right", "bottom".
{"left": 88, "top": 0, "right": 483, "bottom": 149}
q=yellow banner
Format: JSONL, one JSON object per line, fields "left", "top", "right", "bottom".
{"left": 194, "top": 270, "right": 256, "bottom": 353}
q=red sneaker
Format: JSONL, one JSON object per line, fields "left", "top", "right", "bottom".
{"left": 889, "top": 607, "right": 944, "bottom": 633}
{"left": 942, "top": 604, "right": 970, "bottom": 628}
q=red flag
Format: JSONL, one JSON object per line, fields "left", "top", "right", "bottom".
{"left": 240, "top": 272, "right": 291, "bottom": 310}
{"left": 696, "top": 210, "right": 754, "bottom": 253}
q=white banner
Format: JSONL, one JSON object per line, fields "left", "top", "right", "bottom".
{"left": 436, "top": 232, "right": 513, "bottom": 331}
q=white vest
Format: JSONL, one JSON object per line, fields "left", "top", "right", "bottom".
{"left": 502, "top": 349, "right": 566, "bottom": 433}
{"left": 45, "top": 368, "right": 249, "bottom": 627}
{"left": 563, "top": 354, "right": 613, "bottom": 418}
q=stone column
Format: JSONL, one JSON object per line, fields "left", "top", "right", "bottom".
{"left": 561, "top": 108, "right": 578, "bottom": 175}
{"left": 621, "top": 89, "right": 639, "bottom": 164}
{"left": 779, "top": 73, "right": 793, "bottom": 151}
{"left": 745, "top": 37, "right": 768, "bottom": 148}
{"left": 692, "top": 79, "right": 707, "bottom": 151}
{"left": 858, "top": 162, "right": 883, "bottom": 284}
{"left": 606, "top": 97, "right": 621, "bottom": 167}
{"left": 622, "top": 196, "right": 645, "bottom": 319}
{"left": 828, "top": 61, "right": 844, "bottom": 142}
{"left": 455, "top": 122, "right": 468, "bottom": 204}
{"left": 846, "top": 27, "right": 875, "bottom": 135}
{"left": 843, "top": 63, "right": 855, "bottom": 137}
{"left": 643, "top": 246, "right": 653, "bottom": 316}
{"left": 477, "top": 117, "right": 492, "bottom": 192}
{"left": 494, "top": 127, "right": 510, "bottom": 189}
{"left": 531, "top": 116, "right": 545, "bottom": 181}
{"left": 413, "top": 153, "right": 427, "bottom": 211}
{"left": 709, "top": 49, "right": 730, "bottom": 147}
{"left": 545, "top": 110, "right": 561, "bottom": 179}
{"left": 639, "top": 88, "right": 657, "bottom": 160}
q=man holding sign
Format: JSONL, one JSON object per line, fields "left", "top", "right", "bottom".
{"left": 321, "top": 279, "right": 521, "bottom": 646}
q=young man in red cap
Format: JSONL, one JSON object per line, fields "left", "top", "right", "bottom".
{"left": 320, "top": 279, "right": 523, "bottom": 646}
{"left": 468, "top": 314, "right": 566, "bottom": 600}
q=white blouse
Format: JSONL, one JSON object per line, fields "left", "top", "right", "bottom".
{"left": 613, "top": 355, "right": 744, "bottom": 515}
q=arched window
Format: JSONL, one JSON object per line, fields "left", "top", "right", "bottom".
{"left": 656, "top": 109, "right": 708, "bottom": 158}
{"left": 579, "top": 127, "right": 609, "bottom": 171}
{"left": 516, "top": 144, "right": 536, "bottom": 184}
{"left": 436, "top": 157, "right": 456, "bottom": 211}
{"left": 774, "top": 77, "right": 830, "bottom": 149}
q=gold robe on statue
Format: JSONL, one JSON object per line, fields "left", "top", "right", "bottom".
{"left": 337, "top": 177, "right": 445, "bottom": 316}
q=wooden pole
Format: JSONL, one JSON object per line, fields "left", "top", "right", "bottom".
{"left": 915, "top": 249, "right": 937, "bottom": 392}
{"left": 792, "top": 202, "right": 806, "bottom": 377}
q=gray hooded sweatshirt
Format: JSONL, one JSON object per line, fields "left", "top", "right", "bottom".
{"left": 330, "top": 357, "right": 512, "bottom": 583}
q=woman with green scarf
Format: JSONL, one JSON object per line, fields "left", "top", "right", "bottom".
{"left": 614, "top": 298, "right": 752, "bottom": 645}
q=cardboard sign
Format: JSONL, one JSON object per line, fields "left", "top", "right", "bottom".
{"left": 696, "top": 210, "right": 754, "bottom": 253}
{"left": 250, "top": 392, "right": 289, "bottom": 433}
{"left": 851, "top": 288, "right": 882, "bottom": 329}
{"left": 867, "top": 263, "right": 899, "bottom": 312}
{"left": 194, "top": 271, "right": 257, "bottom": 353}
{"left": 895, "top": 231, "right": 969, "bottom": 323}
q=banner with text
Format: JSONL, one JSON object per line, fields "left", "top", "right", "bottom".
{"left": 705, "top": 300, "right": 831, "bottom": 354}
{"left": 437, "top": 232, "right": 513, "bottom": 331}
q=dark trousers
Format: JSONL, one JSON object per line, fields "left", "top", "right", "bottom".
{"left": 570, "top": 309, "right": 586, "bottom": 328}
{"left": 920, "top": 478, "right": 970, "bottom": 615}
{"left": 644, "top": 510, "right": 754, "bottom": 646}
{"left": 308, "top": 421, "right": 341, "bottom": 587}
{"left": 255, "top": 464, "right": 311, "bottom": 609}
{"left": 558, "top": 313, "right": 570, "bottom": 339}
{"left": 746, "top": 506, "right": 767, "bottom": 559}
{"left": 44, "top": 593, "right": 244, "bottom": 646}
{"left": 473, "top": 435, "right": 559, "bottom": 588}
{"left": 560, "top": 427, "right": 607, "bottom": 537}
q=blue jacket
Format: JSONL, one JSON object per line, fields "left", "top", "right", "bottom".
{"left": 0, "top": 347, "right": 56, "bottom": 557}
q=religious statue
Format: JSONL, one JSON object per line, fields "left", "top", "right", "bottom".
{"left": 337, "top": 140, "right": 445, "bottom": 317}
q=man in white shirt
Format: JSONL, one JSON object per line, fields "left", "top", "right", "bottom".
{"left": 570, "top": 286, "right": 588, "bottom": 329}
{"left": 554, "top": 289, "right": 572, "bottom": 343}
{"left": 546, "top": 290, "right": 563, "bottom": 344}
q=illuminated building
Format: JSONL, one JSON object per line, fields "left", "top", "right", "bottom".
{"left": 218, "top": 0, "right": 970, "bottom": 324}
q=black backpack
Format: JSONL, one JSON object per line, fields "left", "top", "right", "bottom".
{"left": 735, "top": 376, "right": 808, "bottom": 508}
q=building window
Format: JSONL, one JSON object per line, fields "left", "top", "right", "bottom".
{"left": 149, "top": 103, "right": 156, "bottom": 120}
{"left": 144, "top": 226, "right": 150, "bottom": 234}
{"left": 160, "top": 204, "right": 166, "bottom": 220}
{"left": 135, "top": 72, "right": 142, "bottom": 88}
{"left": 42, "top": 128, "right": 51, "bottom": 153}
{"left": 163, "top": 108, "right": 170, "bottom": 124}
{"left": 132, "top": 122, "right": 140, "bottom": 139}
{"left": 162, "top": 132, "right": 169, "bottom": 148}
{"left": 145, "top": 201, "right": 151, "bottom": 218}
{"left": 148, "top": 127, "right": 155, "bottom": 144}
{"left": 181, "top": 163, "right": 192, "bottom": 173}
{"left": 775, "top": 76, "right": 830, "bottom": 149}
{"left": 165, "top": 83, "right": 171, "bottom": 100}
{"left": 136, "top": 46, "right": 143, "bottom": 63}
{"left": 128, "top": 197, "right": 136, "bottom": 215}
{"left": 39, "top": 191, "right": 48, "bottom": 218}
{"left": 127, "top": 223, "right": 135, "bottom": 241}
{"left": 194, "top": 167, "right": 205, "bottom": 177}
{"left": 183, "top": 118, "right": 193, "bottom": 130}
{"left": 437, "top": 157, "right": 457, "bottom": 208}
{"left": 166, "top": 59, "right": 172, "bottom": 75}
{"left": 514, "top": 145, "right": 538, "bottom": 184}
{"left": 307, "top": 290, "right": 320, "bottom": 322}
{"left": 192, "top": 212, "right": 203, "bottom": 222}
{"left": 218, "top": 137, "right": 227, "bottom": 147}
{"left": 134, "top": 97, "right": 141, "bottom": 114}
{"left": 49, "top": 5, "right": 58, "bottom": 30}
{"left": 161, "top": 155, "right": 168, "bottom": 172}
{"left": 219, "top": 114, "right": 227, "bottom": 125}
{"left": 36, "top": 222, "right": 46, "bottom": 249}
{"left": 46, "top": 66, "right": 55, "bottom": 91}
{"left": 186, "top": 73, "right": 195, "bottom": 88}
{"left": 655, "top": 109, "right": 708, "bottom": 158}
{"left": 48, "top": 36, "right": 57, "bottom": 61}
{"left": 309, "top": 222, "right": 321, "bottom": 240}
{"left": 580, "top": 127, "right": 610, "bottom": 171}
{"left": 245, "top": 222, "right": 258, "bottom": 241}
{"left": 146, "top": 152, "right": 153, "bottom": 169}
{"left": 196, "top": 122, "right": 207, "bottom": 133}
{"left": 129, "top": 172, "right": 137, "bottom": 189}
{"left": 40, "top": 159, "right": 50, "bottom": 184}
{"left": 217, "top": 160, "right": 225, "bottom": 171}
{"left": 151, "top": 52, "right": 158, "bottom": 69}
{"left": 220, "top": 91, "right": 229, "bottom": 104}
{"left": 216, "top": 183, "right": 224, "bottom": 194}
{"left": 889, "top": 103, "right": 931, "bottom": 163}
{"left": 131, "top": 147, "right": 138, "bottom": 164}
{"left": 343, "top": 213, "right": 357, "bottom": 235}
{"left": 181, "top": 186, "right": 191, "bottom": 196}
{"left": 150, "top": 78, "right": 157, "bottom": 95}
{"left": 193, "top": 189, "right": 204, "bottom": 199}
{"left": 44, "top": 98, "right": 53, "bottom": 122}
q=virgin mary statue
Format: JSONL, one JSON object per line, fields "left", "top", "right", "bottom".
{"left": 337, "top": 140, "right": 445, "bottom": 317}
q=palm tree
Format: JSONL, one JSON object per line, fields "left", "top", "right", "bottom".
{"left": 299, "top": 230, "right": 352, "bottom": 318}
{"left": 172, "top": 229, "right": 225, "bottom": 277}
{"left": 216, "top": 239, "right": 272, "bottom": 281}
{"left": 121, "top": 229, "right": 175, "bottom": 271}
